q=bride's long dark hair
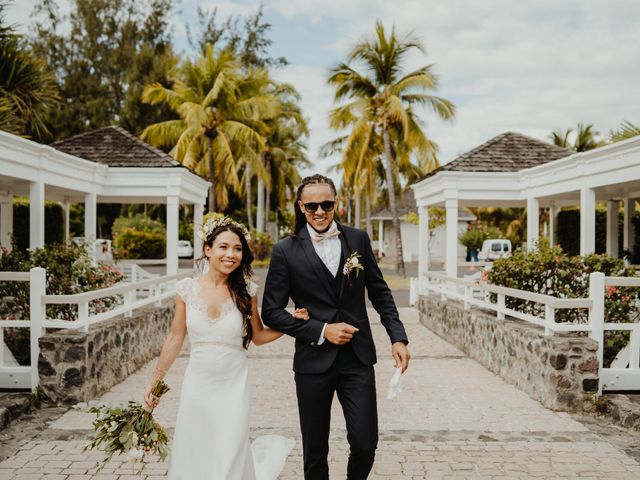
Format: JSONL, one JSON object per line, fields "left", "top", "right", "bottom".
{"left": 196, "top": 224, "right": 255, "bottom": 349}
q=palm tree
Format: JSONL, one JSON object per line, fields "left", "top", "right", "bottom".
{"left": 141, "top": 46, "right": 276, "bottom": 212}
{"left": 609, "top": 120, "right": 640, "bottom": 143}
{"left": 327, "top": 21, "right": 454, "bottom": 275}
{"left": 0, "top": 3, "right": 59, "bottom": 140}
{"left": 550, "top": 123, "right": 604, "bottom": 152}
{"left": 256, "top": 82, "right": 309, "bottom": 232}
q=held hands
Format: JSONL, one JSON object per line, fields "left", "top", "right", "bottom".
{"left": 392, "top": 342, "right": 411, "bottom": 373}
{"left": 291, "top": 308, "right": 309, "bottom": 320}
{"left": 324, "top": 322, "right": 359, "bottom": 345}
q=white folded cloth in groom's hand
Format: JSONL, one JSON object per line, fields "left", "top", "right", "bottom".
{"left": 386, "top": 368, "right": 402, "bottom": 400}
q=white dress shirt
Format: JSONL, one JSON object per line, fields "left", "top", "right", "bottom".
{"left": 307, "top": 222, "right": 342, "bottom": 345}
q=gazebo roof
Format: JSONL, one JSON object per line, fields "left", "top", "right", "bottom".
{"left": 423, "top": 132, "right": 571, "bottom": 179}
{"left": 52, "top": 125, "right": 182, "bottom": 168}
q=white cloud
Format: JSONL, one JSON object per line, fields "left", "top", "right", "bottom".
{"left": 5, "top": 0, "right": 639, "bottom": 175}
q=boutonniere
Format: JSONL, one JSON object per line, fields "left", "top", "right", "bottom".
{"left": 343, "top": 251, "right": 364, "bottom": 279}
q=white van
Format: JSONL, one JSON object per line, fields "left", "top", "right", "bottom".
{"left": 479, "top": 239, "right": 512, "bottom": 261}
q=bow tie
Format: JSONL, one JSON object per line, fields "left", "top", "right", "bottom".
{"left": 312, "top": 228, "right": 340, "bottom": 244}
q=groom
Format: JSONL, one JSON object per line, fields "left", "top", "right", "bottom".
{"left": 262, "top": 174, "right": 410, "bottom": 480}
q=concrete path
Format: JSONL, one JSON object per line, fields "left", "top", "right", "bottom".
{"left": 1, "top": 308, "right": 640, "bottom": 479}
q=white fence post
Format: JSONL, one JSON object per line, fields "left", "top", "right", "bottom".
{"left": 544, "top": 305, "right": 555, "bottom": 336}
{"left": 497, "top": 294, "right": 505, "bottom": 320}
{"left": 588, "top": 272, "right": 605, "bottom": 395}
{"left": 463, "top": 285, "right": 471, "bottom": 310}
{"left": 78, "top": 301, "right": 89, "bottom": 333}
{"left": 29, "top": 267, "right": 46, "bottom": 392}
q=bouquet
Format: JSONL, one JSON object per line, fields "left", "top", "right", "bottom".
{"left": 76, "top": 379, "right": 171, "bottom": 473}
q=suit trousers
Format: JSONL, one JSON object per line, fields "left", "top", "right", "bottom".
{"left": 295, "top": 343, "right": 378, "bottom": 480}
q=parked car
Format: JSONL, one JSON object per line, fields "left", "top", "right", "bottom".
{"left": 478, "top": 239, "right": 512, "bottom": 261}
{"left": 177, "top": 240, "right": 194, "bottom": 258}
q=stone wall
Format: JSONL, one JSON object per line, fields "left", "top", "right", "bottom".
{"left": 38, "top": 301, "right": 174, "bottom": 405}
{"left": 418, "top": 294, "right": 600, "bottom": 413}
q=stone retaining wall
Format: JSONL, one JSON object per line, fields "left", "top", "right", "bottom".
{"left": 37, "top": 301, "right": 174, "bottom": 405}
{"left": 418, "top": 294, "right": 600, "bottom": 413}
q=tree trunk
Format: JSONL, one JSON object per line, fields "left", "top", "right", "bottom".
{"left": 365, "top": 193, "right": 373, "bottom": 239}
{"left": 382, "top": 126, "right": 405, "bottom": 276}
{"left": 246, "top": 162, "right": 254, "bottom": 230}
{"left": 354, "top": 189, "right": 361, "bottom": 229}
{"left": 256, "top": 176, "right": 265, "bottom": 232}
{"left": 265, "top": 186, "right": 271, "bottom": 231}
{"left": 207, "top": 138, "right": 215, "bottom": 212}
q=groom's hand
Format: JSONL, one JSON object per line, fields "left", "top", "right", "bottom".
{"left": 392, "top": 342, "right": 411, "bottom": 373}
{"left": 324, "top": 323, "right": 359, "bottom": 345}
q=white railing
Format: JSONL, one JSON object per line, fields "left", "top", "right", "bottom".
{"left": 0, "top": 267, "right": 191, "bottom": 391}
{"left": 600, "top": 276, "right": 640, "bottom": 391}
{"left": 420, "top": 270, "right": 640, "bottom": 393}
{"left": 0, "top": 268, "right": 44, "bottom": 391}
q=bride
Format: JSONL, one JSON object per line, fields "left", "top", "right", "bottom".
{"left": 143, "top": 216, "right": 307, "bottom": 479}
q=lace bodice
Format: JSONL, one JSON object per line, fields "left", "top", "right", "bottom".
{"left": 176, "top": 276, "right": 257, "bottom": 349}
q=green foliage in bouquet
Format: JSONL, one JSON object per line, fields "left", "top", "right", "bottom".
{"left": 112, "top": 214, "right": 166, "bottom": 259}
{"left": 486, "top": 245, "right": 640, "bottom": 366}
{"left": 79, "top": 380, "right": 171, "bottom": 473}
{"left": 0, "top": 241, "right": 124, "bottom": 364}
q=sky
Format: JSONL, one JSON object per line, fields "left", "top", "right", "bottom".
{"left": 6, "top": 0, "right": 640, "bottom": 181}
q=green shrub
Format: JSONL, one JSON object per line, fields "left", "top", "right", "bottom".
{"left": 250, "top": 230, "right": 274, "bottom": 261}
{"left": 0, "top": 241, "right": 124, "bottom": 364}
{"left": 112, "top": 214, "right": 166, "bottom": 259}
{"left": 486, "top": 246, "right": 639, "bottom": 366}
{"left": 459, "top": 223, "right": 502, "bottom": 250}
{"left": 11, "top": 198, "right": 64, "bottom": 250}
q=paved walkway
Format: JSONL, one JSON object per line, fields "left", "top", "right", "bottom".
{"left": 1, "top": 309, "right": 640, "bottom": 479}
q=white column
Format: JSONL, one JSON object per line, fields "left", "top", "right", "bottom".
{"left": 193, "top": 203, "right": 204, "bottom": 260}
{"left": 418, "top": 206, "right": 429, "bottom": 293}
{"left": 0, "top": 193, "right": 13, "bottom": 251}
{"left": 30, "top": 181, "right": 45, "bottom": 249}
{"left": 623, "top": 197, "right": 635, "bottom": 254}
{"left": 166, "top": 196, "right": 179, "bottom": 275}
{"left": 527, "top": 197, "right": 540, "bottom": 251}
{"left": 63, "top": 197, "right": 70, "bottom": 243}
{"left": 256, "top": 177, "right": 265, "bottom": 233}
{"left": 84, "top": 192, "right": 97, "bottom": 260}
{"left": 580, "top": 187, "right": 596, "bottom": 255}
{"left": 549, "top": 204, "right": 556, "bottom": 248}
{"left": 378, "top": 220, "right": 384, "bottom": 254}
{"left": 606, "top": 200, "right": 619, "bottom": 257}
{"left": 445, "top": 198, "right": 458, "bottom": 278}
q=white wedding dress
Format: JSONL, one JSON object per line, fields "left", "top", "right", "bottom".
{"left": 168, "top": 277, "right": 294, "bottom": 480}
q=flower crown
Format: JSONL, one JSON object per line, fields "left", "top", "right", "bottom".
{"left": 197, "top": 215, "right": 251, "bottom": 242}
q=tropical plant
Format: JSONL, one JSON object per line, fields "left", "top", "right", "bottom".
{"left": 111, "top": 214, "right": 166, "bottom": 259}
{"left": 141, "top": 46, "right": 277, "bottom": 212}
{"left": 327, "top": 20, "right": 455, "bottom": 275}
{"left": 550, "top": 123, "right": 605, "bottom": 152}
{"left": 0, "top": 1, "right": 59, "bottom": 139}
{"left": 609, "top": 120, "right": 640, "bottom": 143}
{"left": 256, "top": 82, "right": 309, "bottom": 232}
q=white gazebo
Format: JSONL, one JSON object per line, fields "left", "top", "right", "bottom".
{"left": 0, "top": 126, "right": 210, "bottom": 274}
{"left": 412, "top": 132, "right": 640, "bottom": 289}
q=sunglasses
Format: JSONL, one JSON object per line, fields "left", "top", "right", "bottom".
{"left": 301, "top": 200, "right": 336, "bottom": 213}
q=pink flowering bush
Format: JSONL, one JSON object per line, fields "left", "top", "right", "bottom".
{"left": 0, "top": 241, "right": 124, "bottom": 364}
{"left": 486, "top": 245, "right": 639, "bottom": 366}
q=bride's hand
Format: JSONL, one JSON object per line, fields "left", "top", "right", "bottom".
{"left": 291, "top": 308, "right": 309, "bottom": 321}
{"left": 143, "top": 383, "right": 160, "bottom": 411}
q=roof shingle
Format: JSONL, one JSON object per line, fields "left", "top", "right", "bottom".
{"left": 422, "top": 131, "right": 571, "bottom": 179}
{"left": 52, "top": 125, "right": 183, "bottom": 168}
